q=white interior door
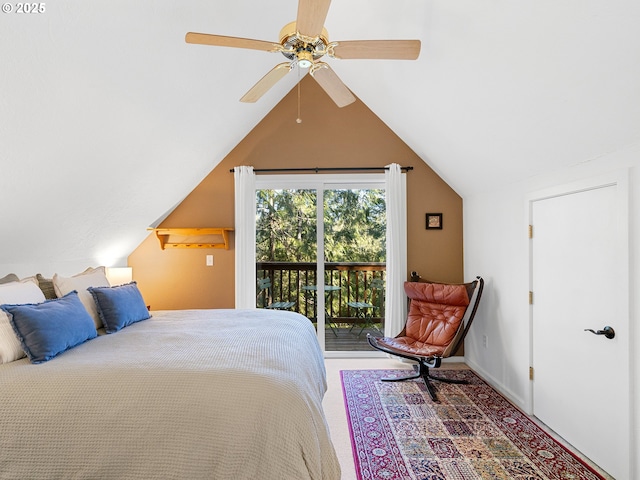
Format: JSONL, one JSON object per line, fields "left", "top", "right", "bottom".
{"left": 531, "top": 180, "right": 629, "bottom": 479}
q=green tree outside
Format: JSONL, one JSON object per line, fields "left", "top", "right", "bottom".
{"left": 256, "top": 188, "right": 386, "bottom": 320}
{"left": 256, "top": 189, "right": 386, "bottom": 263}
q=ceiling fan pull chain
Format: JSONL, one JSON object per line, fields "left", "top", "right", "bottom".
{"left": 296, "top": 67, "right": 302, "bottom": 124}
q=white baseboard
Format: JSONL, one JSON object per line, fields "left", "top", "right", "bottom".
{"left": 465, "top": 357, "right": 528, "bottom": 413}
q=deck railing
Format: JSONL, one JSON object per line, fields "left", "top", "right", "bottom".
{"left": 256, "top": 261, "right": 386, "bottom": 325}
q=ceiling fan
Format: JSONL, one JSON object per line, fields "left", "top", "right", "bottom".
{"left": 185, "top": 0, "right": 421, "bottom": 108}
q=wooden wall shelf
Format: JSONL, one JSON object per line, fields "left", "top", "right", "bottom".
{"left": 150, "top": 228, "right": 233, "bottom": 250}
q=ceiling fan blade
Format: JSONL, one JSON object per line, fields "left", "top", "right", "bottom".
{"left": 296, "top": 0, "right": 332, "bottom": 38}
{"left": 240, "top": 63, "right": 292, "bottom": 103}
{"left": 331, "top": 40, "right": 421, "bottom": 60}
{"left": 185, "top": 32, "right": 281, "bottom": 52}
{"left": 310, "top": 63, "right": 355, "bottom": 108}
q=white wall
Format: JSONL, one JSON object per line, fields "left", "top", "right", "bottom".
{"left": 463, "top": 144, "right": 639, "bottom": 478}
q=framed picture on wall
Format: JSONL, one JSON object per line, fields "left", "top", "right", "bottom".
{"left": 426, "top": 213, "right": 443, "bottom": 230}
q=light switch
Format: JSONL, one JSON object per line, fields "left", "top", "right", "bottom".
{"left": 206, "top": 255, "right": 214, "bottom": 266}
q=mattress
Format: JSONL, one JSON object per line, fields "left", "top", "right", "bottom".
{"left": 0, "top": 308, "right": 340, "bottom": 479}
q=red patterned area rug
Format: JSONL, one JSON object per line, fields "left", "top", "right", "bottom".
{"left": 341, "top": 369, "right": 605, "bottom": 480}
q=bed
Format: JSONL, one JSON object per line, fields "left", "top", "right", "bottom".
{"left": 0, "top": 308, "right": 341, "bottom": 480}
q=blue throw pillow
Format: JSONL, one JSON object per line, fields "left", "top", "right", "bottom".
{"left": 1, "top": 291, "right": 97, "bottom": 364}
{"left": 88, "top": 282, "right": 150, "bottom": 333}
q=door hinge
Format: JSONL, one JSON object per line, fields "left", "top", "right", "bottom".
{"left": 529, "top": 291, "right": 533, "bottom": 304}
{"left": 529, "top": 367, "right": 534, "bottom": 380}
{"left": 528, "top": 225, "right": 533, "bottom": 238}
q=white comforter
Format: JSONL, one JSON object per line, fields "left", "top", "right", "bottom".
{"left": 0, "top": 309, "right": 340, "bottom": 480}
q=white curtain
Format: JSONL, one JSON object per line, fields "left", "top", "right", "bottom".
{"left": 234, "top": 166, "right": 256, "bottom": 309}
{"left": 384, "top": 163, "right": 408, "bottom": 336}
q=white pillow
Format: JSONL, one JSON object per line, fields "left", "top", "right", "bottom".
{"left": 53, "top": 267, "right": 110, "bottom": 329}
{"left": 0, "top": 278, "right": 46, "bottom": 364}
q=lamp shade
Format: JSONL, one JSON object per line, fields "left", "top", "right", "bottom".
{"left": 106, "top": 267, "right": 133, "bottom": 286}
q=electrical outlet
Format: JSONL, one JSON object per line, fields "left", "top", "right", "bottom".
{"left": 206, "top": 255, "right": 214, "bottom": 266}
{"left": 482, "top": 335, "right": 488, "bottom": 348}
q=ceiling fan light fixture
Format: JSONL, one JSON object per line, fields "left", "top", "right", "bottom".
{"left": 297, "top": 51, "right": 314, "bottom": 69}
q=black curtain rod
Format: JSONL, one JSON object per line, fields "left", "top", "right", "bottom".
{"left": 229, "top": 166, "right": 413, "bottom": 173}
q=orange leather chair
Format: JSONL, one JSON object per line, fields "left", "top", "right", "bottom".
{"left": 367, "top": 275, "right": 484, "bottom": 401}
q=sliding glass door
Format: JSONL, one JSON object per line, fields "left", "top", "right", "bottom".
{"left": 255, "top": 174, "right": 386, "bottom": 355}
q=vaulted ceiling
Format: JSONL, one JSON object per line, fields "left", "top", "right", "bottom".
{"left": 1, "top": 0, "right": 639, "bottom": 273}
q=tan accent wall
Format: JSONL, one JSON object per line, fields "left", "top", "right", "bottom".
{"left": 129, "top": 76, "right": 462, "bottom": 310}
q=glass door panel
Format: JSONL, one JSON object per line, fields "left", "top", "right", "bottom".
{"left": 255, "top": 189, "right": 320, "bottom": 334}
{"left": 323, "top": 189, "right": 386, "bottom": 352}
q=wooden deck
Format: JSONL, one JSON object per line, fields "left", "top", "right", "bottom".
{"left": 324, "top": 324, "right": 383, "bottom": 352}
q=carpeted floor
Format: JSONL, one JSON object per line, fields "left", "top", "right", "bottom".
{"left": 340, "top": 368, "right": 606, "bottom": 480}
